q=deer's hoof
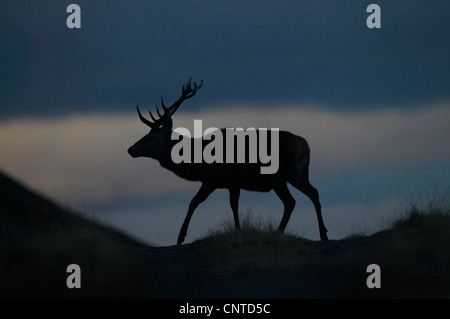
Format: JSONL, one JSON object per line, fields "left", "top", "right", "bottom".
{"left": 177, "top": 233, "right": 186, "bottom": 245}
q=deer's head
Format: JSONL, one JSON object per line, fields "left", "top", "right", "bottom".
{"left": 128, "top": 78, "right": 203, "bottom": 159}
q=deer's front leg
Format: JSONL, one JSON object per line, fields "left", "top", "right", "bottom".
{"left": 177, "top": 184, "right": 216, "bottom": 245}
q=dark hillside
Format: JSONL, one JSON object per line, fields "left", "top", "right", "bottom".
{"left": 0, "top": 170, "right": 149, "bottom": 298}
{"left": 1, "top": 169, "right": 449, "bottom": 298}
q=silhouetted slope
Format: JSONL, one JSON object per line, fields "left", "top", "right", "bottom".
{"left": 1, "top": 169, "right": 449, "bottom": 298}
{"left": 0, "top": 169, "right": 149, "bottom": 298}
{"left": 0, "top": 170, "right": 144, "bottom": 246}
{"left": 142, "top": 193, "right": 450, "bottom": 298}
{"left": 143, "top": 221, "right": 450, "bottom": 298}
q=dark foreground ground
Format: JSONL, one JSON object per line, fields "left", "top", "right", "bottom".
{"left": 1, "top": 170, "right": 449, "bottom": 298}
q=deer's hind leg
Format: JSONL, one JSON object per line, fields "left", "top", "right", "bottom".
{"left": 289, "top": 159, "right": 328, "bottom": 241}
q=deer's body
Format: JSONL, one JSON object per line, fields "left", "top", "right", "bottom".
{"left": 128, "top": 79, "right": 328, "bottom": 244}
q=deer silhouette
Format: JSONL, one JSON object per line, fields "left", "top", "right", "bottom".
{"left": 128, "top": 79, "right": 328, "bottom": 244}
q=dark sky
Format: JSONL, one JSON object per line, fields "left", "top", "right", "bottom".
{"left": 1, "top": 1, "right": 449, "bottom": 119}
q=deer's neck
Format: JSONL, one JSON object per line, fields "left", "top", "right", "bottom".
{"left": 158, "top": 138, "right": 201, "bottom": 182}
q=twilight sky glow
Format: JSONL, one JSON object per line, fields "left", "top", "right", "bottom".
{"left": 0, "top": 1, "right": 449, "bottom": 245}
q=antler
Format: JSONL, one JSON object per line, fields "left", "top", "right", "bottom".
{"left": 137, "top": 77, "right": 203, "bottom": 128}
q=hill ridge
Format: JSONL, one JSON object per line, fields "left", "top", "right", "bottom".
{"left": 1, "top": 169, "right": 449, "bottom": 298}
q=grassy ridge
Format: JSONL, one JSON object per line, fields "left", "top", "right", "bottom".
{"left": 189, "top": 190, "right": 450, "bottom": 297}
{"left": 1, "top": 169, "right": 449, "bottom": 298}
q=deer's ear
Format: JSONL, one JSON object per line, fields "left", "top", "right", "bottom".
{"left": 162, "top": 118, "right": 173, "bottom": 135}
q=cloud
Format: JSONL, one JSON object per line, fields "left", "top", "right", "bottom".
{"left": 0, "top": 102, "right": 449, "bottom": 207}
{"left": 177, "top": 102, "right": 450, "bottom": 171}
{"left": 0, "top": 113, "right": 194, "bottom": 205}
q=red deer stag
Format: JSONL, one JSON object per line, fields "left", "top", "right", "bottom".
{"left": 128, "top": 79, "right": 328, "bottom": 244}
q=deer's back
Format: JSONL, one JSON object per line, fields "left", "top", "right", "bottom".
{"left": 168, "top": 130, "right": 310, "bottom": 192}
